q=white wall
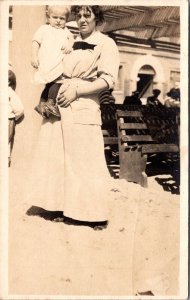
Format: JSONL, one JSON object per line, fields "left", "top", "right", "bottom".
{"left": 11, "top": 6, "right": 46, "bottom": 166}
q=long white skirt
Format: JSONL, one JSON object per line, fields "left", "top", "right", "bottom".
{"left": 27, "top": 107, "right": 112, "bottom": 221}
{"left": 60, "top": 106, "right": 111, "bottom": 222}
{"left": 26, "top": 118, "right": 65, "bottom": 212}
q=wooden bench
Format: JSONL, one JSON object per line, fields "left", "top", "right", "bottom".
{"left": 101, "top": 104, "right": 180, "bottom": 187}
{"left": 101, "top": 103, "right": 118, "bottom": 146}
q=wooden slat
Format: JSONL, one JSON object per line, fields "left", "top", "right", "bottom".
{"left": 119, "top": 117, "right": 128, "bottom": 148}
{"left": 117, "top": 110, "right": 143, "bottom": 118}
{"left": 101, "top": 6, "right": 179, "bottom": 33}
{"left": 102, "top": 129, "right": 110, "bottom": 136}
{"left": 121, "top": 135, "right": 153, "bottom": 142}
{"left": 152, "top": 24, "right": 180, "bottom": 39}
{"left": 142, "top": 143, "right": 179, "bottom": 153}
{"left": 103, "top": 137, "right": 118, "bottom": 145}
{"left": 120, "top": 123, "right": 147, "bottom": 130}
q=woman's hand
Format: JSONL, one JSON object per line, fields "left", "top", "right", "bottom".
{"left": 57, "top": 84, "right": 77, "bottom": 108}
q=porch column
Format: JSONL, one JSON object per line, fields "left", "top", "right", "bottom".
{"left": 129, "top": 78, "right": 139, "bottom": 95}
{"left": 11, "top": 6, "right": 46, "bottom": 161}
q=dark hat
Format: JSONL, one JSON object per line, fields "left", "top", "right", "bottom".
{"left": 153, "top": 89, "right": 161, "bottom": 95}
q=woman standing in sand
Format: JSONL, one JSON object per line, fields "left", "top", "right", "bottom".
{"left": 27, "top": 5, "right": 120, "bottom": 230}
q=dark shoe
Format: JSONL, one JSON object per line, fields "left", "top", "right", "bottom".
{"left": 92, "top": 224, "right": 107, "bottom": 231}
{"left": 52, "top": 217, "right": 64, "bottom": 222}
{"left": 91, "top": 221, "right": 108, "bottom": 230}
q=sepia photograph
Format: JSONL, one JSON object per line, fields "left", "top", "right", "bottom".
{"left": 0, "top": 0, "right": 188, "bottom": 299}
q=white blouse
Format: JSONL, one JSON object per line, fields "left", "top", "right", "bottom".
{"left": 62, "top": 30, "right": 120, "bottom": 90}
{"left": 59, "top": 31, "right": 120, "bottom": 126}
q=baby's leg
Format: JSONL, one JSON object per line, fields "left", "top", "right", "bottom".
{"left": 47, "top": 82, "right": 62, "bottom": 104}
{"left": 35, "top": 83, "right": 61, "bottom": 118}
{"left": 45, "top": 83, "right": 62, "bottom": 117}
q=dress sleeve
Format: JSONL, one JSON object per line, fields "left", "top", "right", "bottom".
{"left": 97, "top": 36, "right": 120, "bottom": 89}
{"left": 32, "top": 25, "right": 45, "bottom": 45}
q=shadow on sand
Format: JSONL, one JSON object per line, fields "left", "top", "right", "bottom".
{"left": 26, "top": 206, "right": 64, "bottom": 221}
{"left": 146, "top": 153, "right": 180, "bottom": 195}
{"left": 106, "top": 149, "right": 180, "bottom": 194}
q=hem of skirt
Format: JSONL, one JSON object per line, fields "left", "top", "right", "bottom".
{"left": 63, "top": 211, "right": 108, "bottom": 223}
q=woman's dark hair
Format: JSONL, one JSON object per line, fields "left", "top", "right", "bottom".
{"left": 71, "top": 6, "right": 104, "bottom": 26}
{"left": 8, "top": 70, "right": 16, "bottom": 90}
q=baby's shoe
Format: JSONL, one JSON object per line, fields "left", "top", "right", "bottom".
{"left": 34, "top": 102, "right": 50, "bottom": 118}
{"left": 45, "top": 99, "right": 61, "bottom": 118}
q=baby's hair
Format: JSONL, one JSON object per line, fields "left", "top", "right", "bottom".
{"left": 47, "top": 6, "right": 71, "bottom": 19}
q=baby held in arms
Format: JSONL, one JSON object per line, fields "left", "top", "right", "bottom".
{"left": 31, "top": 5, "right": 74, "bottom": 118}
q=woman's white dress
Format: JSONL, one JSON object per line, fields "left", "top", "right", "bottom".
{"left": 27, "top": 31, "right": 120, "bottom": 222}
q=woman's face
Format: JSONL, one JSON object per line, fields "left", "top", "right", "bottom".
{"left": 75, "top": 7, "right": 96, "bottom": 38}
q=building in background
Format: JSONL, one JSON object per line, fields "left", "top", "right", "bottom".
{"left": 9, "top": 5, "right": 180, "bottom": 105}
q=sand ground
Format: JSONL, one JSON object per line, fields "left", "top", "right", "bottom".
{"left": 8, "top": 153, "right": 180, "bottom": 298}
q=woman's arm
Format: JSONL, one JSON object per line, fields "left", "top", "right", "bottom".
{"left": 57, "top": 78, "right": 108, "bottom": 108}
{"left": 57, "top": 34, "right": 120, "bottom": 108}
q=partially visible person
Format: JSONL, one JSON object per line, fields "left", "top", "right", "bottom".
{"left": 31, "top": 5, "right": 74, "bottom": 118}
{"left": 8, "top": 70, "right": 24, "bottom": 167}
{"left": 164, "top": 83, "right": 180, "bottom": 108}
{"left": 147, "top": 89, "right": 163, "bottom": 106}
{"left": 166, "top": 83, "right": 180, "bottom": 101}
{"left": 123, "top": 91, "right": 142, "bottom": 105}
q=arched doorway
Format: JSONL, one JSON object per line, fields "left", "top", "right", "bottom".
{"left": 137, "top": 65, "right": 155, "bottom": 98}
{"left": 129, "top": 54, "right": 166, "bottom": 101}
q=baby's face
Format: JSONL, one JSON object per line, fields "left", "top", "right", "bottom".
{"left": 49, "top": 8, "right": 68, "bottom": 29}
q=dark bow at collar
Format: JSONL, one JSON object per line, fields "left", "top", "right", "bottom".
{"left": 73, "top": 41, "right": 96, "bottom": 51}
